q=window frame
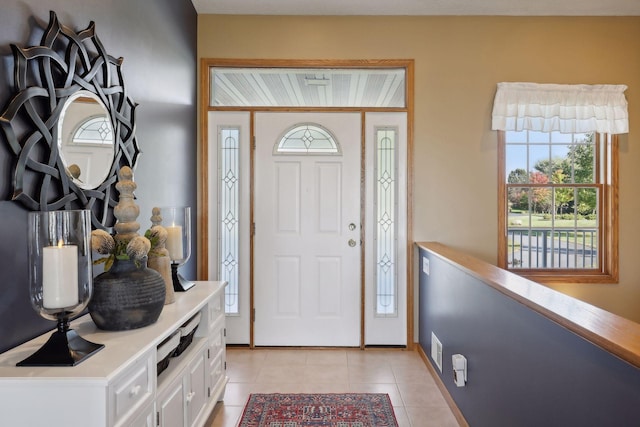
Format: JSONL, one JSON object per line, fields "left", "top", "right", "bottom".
{"left": 498, "top": 131, "right": 619, "bottom": 284}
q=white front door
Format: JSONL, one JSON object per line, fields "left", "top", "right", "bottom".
{"left": 254, "top": 112, "right": 361, "bottom": 346}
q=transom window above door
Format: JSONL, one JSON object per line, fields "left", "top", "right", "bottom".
{"left": 209, "top": 67, "right": 406, "bottom": 108}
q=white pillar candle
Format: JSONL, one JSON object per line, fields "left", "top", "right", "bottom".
{"left": 42, "top": 243, "right": 79, "bottom": 309}
{"left": 166, "top": 225, "right": 184, "bottom": 261}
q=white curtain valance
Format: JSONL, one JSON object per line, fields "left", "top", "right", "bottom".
{"left": 491, "top": 82, "right": 628, "bottom": 135}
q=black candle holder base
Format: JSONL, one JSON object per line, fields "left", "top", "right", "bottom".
{"left": 17, "top": 318, "right": 104, "bottom": 367}
{"left": 172, "top": 262, "right": 195, "bottom": 292}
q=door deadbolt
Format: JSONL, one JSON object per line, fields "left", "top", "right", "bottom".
{"left": 348, "top": 223, "right": 357, "bottom": 231}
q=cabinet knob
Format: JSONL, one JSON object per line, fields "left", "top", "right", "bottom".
{"left": 186, "top": 391, "right": 195, "bottom": 403}
{"left": 129, "top": 385, "right": 141, "bottom": 397}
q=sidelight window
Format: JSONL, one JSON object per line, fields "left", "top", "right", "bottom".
{"left": 375, "top": 127, "right": 397, "bottom": 315}
{"left": 219, "top": 127, "right": 240, "bottom": 313}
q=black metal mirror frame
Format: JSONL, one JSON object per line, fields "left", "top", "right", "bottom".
{"left": 0, "top": 11, "right": 140, "bottom": 229}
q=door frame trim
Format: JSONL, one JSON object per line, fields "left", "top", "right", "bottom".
{"left": 199, "top": 58, "right": 415, "bottom": 349}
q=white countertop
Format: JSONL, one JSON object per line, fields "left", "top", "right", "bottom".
{"left": 0, "top": 281, "right": 226, "bottom": 381}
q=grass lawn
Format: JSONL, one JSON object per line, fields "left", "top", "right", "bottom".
{"left": 507, "top": 214, "right": 598, "bottom": 248}
{"left": 508, "top": 213, "right": 596, "bottom": 228}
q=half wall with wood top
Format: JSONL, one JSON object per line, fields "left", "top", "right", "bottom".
{"left": 417, "top": 241, "right": 640, "bottom": 427}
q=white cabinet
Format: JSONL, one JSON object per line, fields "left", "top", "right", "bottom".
{"left": 0, "top": 281, "right": 227, "bottom": 427}
{"left": 155, "top": 280, "right": 227, "bottom": 427}
{"left": 185, "top": 346, "right": 208, "bottom": 427}
{"left": 157, "top": 373, "right": 187, "bottom": 427}
{"left": 156, "top": 338, "right": 210, "bottom": 427}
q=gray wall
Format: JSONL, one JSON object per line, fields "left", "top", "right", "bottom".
{"left": 418, "top": 246, "right": 640, "bottom": 426}
{"left": 0, "top": 1, "right": 197, "bottom": 353}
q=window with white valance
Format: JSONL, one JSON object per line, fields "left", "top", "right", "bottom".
{"left": 491, "top": 82, "right": 629, "bottom": 135}
{"left": 494, "top": 82, "right": 621, "bottom": 283}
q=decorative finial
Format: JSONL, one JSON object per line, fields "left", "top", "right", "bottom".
{"left": 113, "top": 166, "right": 140, "bottom": 245}
{"left": 151, "top": 207, "right": 162, "bottom": 226}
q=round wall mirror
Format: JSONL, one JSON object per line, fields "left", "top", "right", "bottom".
{"left": 58, "top": 91, "right": 115, "bottom": 190}
{"left": 0, "top": 12, "right": 140, "bottom": 229}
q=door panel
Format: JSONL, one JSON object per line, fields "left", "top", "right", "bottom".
{"left": 275, "top": 162, "right": 300, "bottom": 233}
{"left": 317, "top": 163, "right": 341, "bottom": 233}
{"left": 316, "top": 256, "right": 341, "bottom": 316}
{"left": 275, "top": 256, "right": 301, "bottom": 316}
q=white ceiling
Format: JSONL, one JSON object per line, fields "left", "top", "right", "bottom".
{"left": 191, "top": 0, "right": 640, "bottom": 16}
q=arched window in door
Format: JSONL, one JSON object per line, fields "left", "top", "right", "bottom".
{"left": 274, "top": 123, "right": 341, "bottom": 155}
{"left": 72, "top": 116, "right": 113, "bottom": 145}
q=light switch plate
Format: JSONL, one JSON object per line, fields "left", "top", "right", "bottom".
{"left": 423, "top": 257, "right": 430, "bottom": 275}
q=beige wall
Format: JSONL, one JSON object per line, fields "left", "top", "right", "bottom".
{"left": 198, "top": 15, "right": 640, "bottom": 322}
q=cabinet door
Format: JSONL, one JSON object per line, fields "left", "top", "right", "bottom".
{"left": 128, "top": 403, "right": 155, "bottom": 427}
{"left": 208, "top": 311, "right": 227, "bottom": 396}
{"left": 186, "top": 348, "right": 208, "bottom": 427}
{"left": 158, "top": 377, "right": 186, "bottom": 427}
{"left": 209, "top": 350, "right": 226, "bottom": 402}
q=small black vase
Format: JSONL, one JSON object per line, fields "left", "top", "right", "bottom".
{"left": 89, "top": 257, "right": 166, "bottom": 331}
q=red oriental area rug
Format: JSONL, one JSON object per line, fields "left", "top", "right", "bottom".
{"left": 238, "top": 393, "right": 398, "bottom": 427}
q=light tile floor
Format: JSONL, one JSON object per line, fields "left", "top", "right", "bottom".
{"left": 206, "top": 348, "right": 460, "bottom": 427}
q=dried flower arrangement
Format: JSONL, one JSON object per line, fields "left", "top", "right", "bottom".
{"left": 91, "top": 229, "right": 151, "bottom": 270}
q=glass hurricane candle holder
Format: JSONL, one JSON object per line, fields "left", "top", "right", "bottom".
{"left": 162, "top": 206, "right": 195, "bottom": 292}
{"left": 18, "top": 209, "right": 104, "bottom": 366}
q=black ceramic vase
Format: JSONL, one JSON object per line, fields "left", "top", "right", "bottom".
{"left": 89, "top": 258, "right": 166, "bottom": 331}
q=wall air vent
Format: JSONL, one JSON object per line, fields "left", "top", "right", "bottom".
{"left": 431, "top": 332, "right": 443, "bottom": 372}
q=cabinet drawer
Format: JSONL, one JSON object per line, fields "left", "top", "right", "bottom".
{"left": 209, "top": 351, "right": 226, "bottom": 401}
{"left": 111, "top": 353, "right": 154, "bottom": 425}
{"left": 207, "top": 293, "right": 224, "bottom": 329}
{"left": 208, "top": 321, "right": 225, "bottom": 360}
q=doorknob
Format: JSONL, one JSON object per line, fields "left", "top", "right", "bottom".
{"left": 348, "top": 223, "right": 357, "bottom": 231}
{"left": 348, "top": 239, "right": 357, "bottom": 247}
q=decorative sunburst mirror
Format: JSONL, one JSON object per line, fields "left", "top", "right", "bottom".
{"left": 0, "top": 11, "right": 140, "bottom": 229}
